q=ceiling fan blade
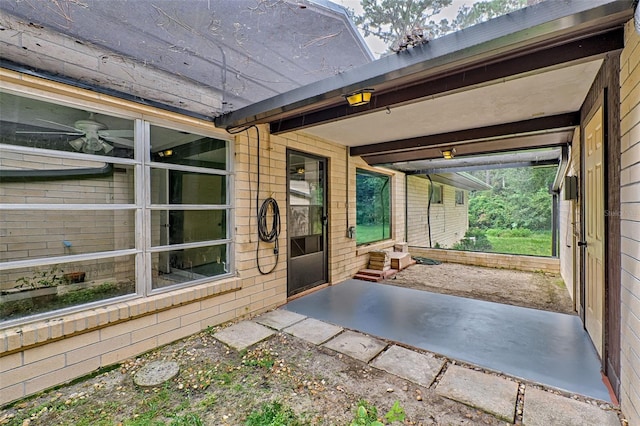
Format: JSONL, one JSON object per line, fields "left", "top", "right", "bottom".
{"left": 101, "top": 136, "right": 134, "bottom": 147}
{"left": 16, "top": 130, "right": 83, "bottom": 135}
{"left": 35, "top": 118, "right": 82, "bottom": 132}
{"left": 98, "top": 129, "right": 134, "bottom": 138}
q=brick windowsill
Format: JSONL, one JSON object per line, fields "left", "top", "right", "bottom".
{"left": 0, "top": 277, "right": 242, "bottom": 355}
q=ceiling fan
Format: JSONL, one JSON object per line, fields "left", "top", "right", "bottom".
{"left": 16, "top": 112, "right": 134, "bottom": 154}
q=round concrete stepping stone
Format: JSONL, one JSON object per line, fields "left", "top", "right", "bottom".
{"left": 134, "top": 361, "right": 180, "bottom": 387}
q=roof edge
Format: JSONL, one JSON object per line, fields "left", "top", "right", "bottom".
{"left": 215, "top": 0, "right": 633, "bottom": 129}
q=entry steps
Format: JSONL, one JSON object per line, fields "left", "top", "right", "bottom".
{"left": 354, "top": 252, "right": 416, "bottom": 282}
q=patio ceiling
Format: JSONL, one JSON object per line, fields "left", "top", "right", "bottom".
{"left": 215, "top": 0, "right": 634, "bottom": 171}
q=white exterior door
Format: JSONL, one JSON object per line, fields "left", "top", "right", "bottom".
{"left": 584, "top": 106, "right": 605, "bottom": 356}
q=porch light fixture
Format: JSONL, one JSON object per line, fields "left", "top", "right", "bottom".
{"left": 345, "top": 89, "right": 374, "bottom": 107}
{"left": 442, "top": 148, "right": 456, "bottom": 159}
{"left": 158, "top": 149, "right": 173, "bottom": 157}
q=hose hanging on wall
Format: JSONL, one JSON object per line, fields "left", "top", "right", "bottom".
{"left": 226, "top": 124, "right": 281, "bottom": 275}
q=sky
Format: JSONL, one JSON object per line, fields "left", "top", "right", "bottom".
{"left": 336, "top": 0, "right": 478, "bottom": 57}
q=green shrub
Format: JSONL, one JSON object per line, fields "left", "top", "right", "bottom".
{"left": 452, "top": 228, "right": 492, "bottom": 252}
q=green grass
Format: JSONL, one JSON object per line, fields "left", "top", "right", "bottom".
{"left": 356, "top": 224, "right": 390, "bottom": 245}
{"left": 486, "top": 231, "right": 552, "bottom": 256}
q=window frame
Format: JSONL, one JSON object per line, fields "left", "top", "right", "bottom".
{"left": 455, "top": 189, "right": 465, "bottom": 205}
{"left": 355, "top": 168, "right": 392, "bottom": 246}
{"left": 0, "top": 87, "right": 234, "bottom": 325}
{"left": 431, "top": 184, "right": 443, "bottom": 204}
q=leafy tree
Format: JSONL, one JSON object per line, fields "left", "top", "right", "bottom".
{"left": 352, "top": 0, "right": 453, "bottom": 50}
{"left": 468, "top": 166, "right": 557, "bottom": 231}
{"left": 450, "top": 0, "right": 528, "bottom": 32}
{"left": 351, "top": 0, "right": 535, "bottom": 52}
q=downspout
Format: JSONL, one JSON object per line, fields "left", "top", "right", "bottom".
{"left": 426, "top": 174, "right": 433, "bottom": 248}
{"left": 551, "top": 145, "right": 570, "bottom": 258}
{"left": 404, "top": 175, "right": 408, "bottom": 243}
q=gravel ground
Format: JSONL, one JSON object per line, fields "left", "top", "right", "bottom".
{"left": 382, "top": 263, "right": 575, "bottom": 315}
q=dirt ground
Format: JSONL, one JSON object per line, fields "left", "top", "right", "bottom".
{"left": 382, "top": 262, "right": 576, "bottom": 315}
{"left": 0, "top": 264, "right": 581, "bottom": 425}
{"left": 1, "top": 325, "right": 518, "bottom": 426}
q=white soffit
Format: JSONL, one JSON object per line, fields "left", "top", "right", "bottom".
{"left": 302, "top": 59, "right": 603, "bottom": 146}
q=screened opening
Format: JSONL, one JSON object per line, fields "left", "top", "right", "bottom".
{"left": 356, "top": 169, "right": 391, "bottom": 245}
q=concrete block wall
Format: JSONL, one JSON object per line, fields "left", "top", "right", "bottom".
{"left": 619, "top": 18, "right": 640, "bottom": 426}
{"left": 410, "top": 247, "right": 560, "bottom": 274}
{"left": 406, "top": 175, "right": 469, "bottom": 249}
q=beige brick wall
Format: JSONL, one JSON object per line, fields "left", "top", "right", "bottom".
{"left": 406, "top": 175, "right": 468, "bottom": 248}
{"left": 619, "top": 18, "right": 640, "bottom": 426}
{"left": 0, "top": 278, "right": 242, "bottom": 404}
{"left": 559, "top": 128, "right": 581, "bottom": 305}
{"left": 410, "top": 247, "right": 560, "bottom": 274}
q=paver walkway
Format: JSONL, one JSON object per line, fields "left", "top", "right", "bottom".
{"left": 283, "top": 279, "right": 610, "bottom": 401}
{"left": 213, "top": 309, "right": 622, "bottom": 425}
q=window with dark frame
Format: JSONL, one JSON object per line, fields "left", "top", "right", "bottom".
{"left": 356, "top": 169, "right": 391, "bottom": 245}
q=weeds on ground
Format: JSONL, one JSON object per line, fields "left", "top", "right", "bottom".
{"left": 245, "top": 401, "right": 306, "bottom": 426}
{"left": 350, "top": 400, "right": 406, "bottom": 426}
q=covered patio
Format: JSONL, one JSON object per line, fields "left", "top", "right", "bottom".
{"left": 283, "top": 278, "right": 610, "bottom": 401}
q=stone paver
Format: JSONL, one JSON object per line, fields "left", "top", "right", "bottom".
{"left": 322, "top": 330, "right": 387, "bottom": 363}
{"left": 436, "top": 365, "right": 518, "bottom": 423}
{"left": 522, "top": 387, "right": 620, "bottom": 426}
{"left": 134, "top": 361, "right": 179, "bottom": 387}
{"left": 284, "top": 318, "right": 343, "bottom": 344}
{"left": 213, "top": 321, "right": 274, "bottom": 351}
{"left": 372, "top": 345, "right": 445, "bottom": 387}
{"left": 255, "top": 310, "right": 306, "bottom": 330}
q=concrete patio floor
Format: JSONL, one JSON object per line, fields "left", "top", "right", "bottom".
{"left": 214, "top": 306, "right": 621, "bottom": 425}
{"left": 282, "top": 279, "right": 611, "bottom": 402}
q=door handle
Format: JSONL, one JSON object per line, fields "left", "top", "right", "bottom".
{"left": 321, "top": 216, "right": 328, "bottom": 226}
{"left": 577, "top": 241, "right": 587, "bottom": 247}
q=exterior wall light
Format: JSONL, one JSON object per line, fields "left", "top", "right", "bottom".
{"left": 345, "top": 89, "right": 374, "bottom": 106}
{"left": 442, "top": 148, "right": 456, "bottom": 159}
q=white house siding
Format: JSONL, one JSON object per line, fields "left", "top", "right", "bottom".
{"left": 406, "top": 175, "right": 469, "bottom": 249}
{"left": 619, "top": 18, "right": 640, "bottom": 426}
{"left": 559, "top": 128, "right": 581, "bottom": 306}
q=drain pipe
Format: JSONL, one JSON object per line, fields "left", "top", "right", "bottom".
{"left": 404, "top": 174, "right": 408, "bottom": 243}
{"left": 426, "top": 174, "right": 433, "bottom": 248}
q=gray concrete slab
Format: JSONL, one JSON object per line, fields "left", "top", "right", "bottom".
{"left": 371, "top": 345, "right": 445, "bottom": 387}
{"left": 436, "top": 364, "right": 519, "bottom": 423}
{"left": 322, "top": 330, "right": 387, "bottom": 363}
{"left": 283, "top": 279, "right": 610, "bottom": 401}
{"left": 283, "top": 318, "right": 343, "bottom": 345}
{"left": 255, "top": 310, "right": 306, "bottom": 330}
{"left": 522, "top": 387, "right": 620, "bottom": 426}
{"left": 213, "top": 320, "right": 275, "bottom": 351}
{"left": 133, "top": 361, "right": 180, "bottom": 387}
